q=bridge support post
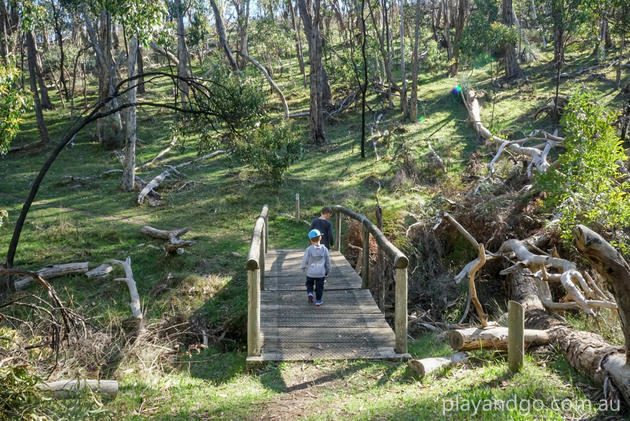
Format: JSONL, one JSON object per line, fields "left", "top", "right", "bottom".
{"left": 247, "top": 266, "right": 261, "bottom": 356}
{"left": 361, "top": 221, "right": 369, "bottom": 289}
{"left": 395, "top": 266, "right": 408, "bottom": 354}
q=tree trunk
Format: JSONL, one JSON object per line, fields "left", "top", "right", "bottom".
{"left": 175, "top": 0, "right": 191, "bottom": 103}
{"left": 32, "top": 32, "right": 52, "bottom": 109}
{"left": 137, "top": 46, "right": 145, "bottom": 94}
{"left": 209, "top": 0, "right": 239, "bottom": 71}
{"left": 298, "top": 0, "right": 332, "bottom": 105}
{"left": 122, "top": 36, "right": 138, "bottom": 192}
{"left": 503, "top": 0, "right": 523, "bottom": 79}
{"left": 360, "top": 0, "right": 368, "bottom": 158}
{"left": 84, "top": 8, "right": 122, "bottom": 143}
{"left": 617, "top": 22, "right": 625, "bottom": 89}
{"left": 51, "top": 0, "right": 68, "bottom": 98}
{"left": 299, "top": 0, "right": 328, "bottom": 144}
{"left": 26, "top": 31, "right": 50, "bottom": 146}
{"left": 288, "top": 0, "right": 306, "bottom": 86}
{"left": 233, "top": 0, "right": 250, "bottom": 68}
{"left": 0, "top": 0, "right": 9, "bottom": 60}
{"left": 400, "top": 0, "right": 408, "bottom": 117}
{"left": 450, "top": 0, "right": 469, "bottom": 76}
{"left": 409, "top": 0, "right": 421, "bottom": 122}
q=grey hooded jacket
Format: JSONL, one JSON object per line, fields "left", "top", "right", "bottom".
{"left": 300, "top": 244, "right": 332, "bottom": 278}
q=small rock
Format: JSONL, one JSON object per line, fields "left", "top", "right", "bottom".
{"left": 232, "top": 252, "right": 243, "bottom": 257}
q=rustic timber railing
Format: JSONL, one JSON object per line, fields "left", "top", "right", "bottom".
{"left": 246, "top": 205, "right": 268, "bottom": 357}
{"left": 332, "top": 205, "right": 409, "bottom": 354}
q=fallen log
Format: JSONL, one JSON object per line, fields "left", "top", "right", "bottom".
{"left": 86, "top": 264, "right": 113, "bottom": 279}
{"left": 408, "top": 352, "right": 468, "bottom": 377}
{"left": 449, "top": 326, "right": 551, "bottom": 351}
{"left": 574, "top": 224, "right": 630, "bottom": 360}
{"left": 39, "top": 379, "right": 118, "bottom": 398}
{"left": 15, "top": 262, "right": 89, "bottom": 290}
{"left": 510, "top": 269, "right": 630, "bottom": 404}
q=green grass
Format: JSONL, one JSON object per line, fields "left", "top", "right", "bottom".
{"left": 1, "top": 39, "right": 628, "bottom": 419}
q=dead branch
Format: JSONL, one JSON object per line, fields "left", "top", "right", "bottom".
{"left": 461, "top": 89, "right": 563, "bottom": 179}
{"left": 138, "top": 135, "right": 178, "bottom": 169}
{"left": 237, "top": 51, "right": 289, "bottom": 119}
{"left": 140, "top": 226, "right": 195, "bottom": 255}
{"left": 13, "top": 262, "right": 89, "bottom": 290}
{"left": 106, "top": 258, "right": 143, "bottom": 329}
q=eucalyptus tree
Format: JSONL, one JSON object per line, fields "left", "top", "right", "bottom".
{"left": 299, "top": 0, "right": 329, "bottom": 144}
{"left": 503, "top": 0, "right": 522, "bottom": 79}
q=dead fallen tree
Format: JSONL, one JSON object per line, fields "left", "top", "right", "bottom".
{"left": 140, "top": 226, "right": 194, "bottom": 255}
{"left": 511, "top": 269, "right": 630, "bottom": 405}
{"left": 408, "top": 352, "right": 468, "bottom": 377}
{"left": 461, "top": 89, "right": 564, "bottom": 180}
{"left": 237, "top": 52, "right": 289, "bottom": 119}
{"left": 14, "top": 262, "right": 89, "bottom": 290}
{"left": 440, "top": 211, "right": 630, "bottom": 403}
{"left": 39, "top": 379, "right": 118, "bottom": 398}
{"left": 449, "top": 326, "right": 551, "bottom": 351}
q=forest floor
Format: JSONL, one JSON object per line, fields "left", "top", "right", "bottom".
{"left": 1, "top": 43, "right": 628, "bottom": 419}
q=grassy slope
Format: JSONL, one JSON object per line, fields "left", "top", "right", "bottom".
{"left": 0, "top": 41, "right": 628, "bottom": 419}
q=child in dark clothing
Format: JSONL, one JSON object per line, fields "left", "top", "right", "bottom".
{"left": 310, "top": 207, "right": 334, "bottom": 249}
{"left": 300, "top": 229, "right": 332, "bottom": 306}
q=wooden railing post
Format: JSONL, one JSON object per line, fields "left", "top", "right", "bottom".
{"left": 247, "top": 264, "right": 261, "bottom": 356}
{"left": 508, "top": 300, "right": 524, "bottom": 372}
{"left": 394, "top": 259, "right": 408, "bottom": 354}
{"left": 246, "top": 205, "right": 267, "bottom": 359}
{"left": 361, "top": 220, "right": 369, "bottom": 289}
{"left": 335, "top": 211, "right": 342, "bottom": 252}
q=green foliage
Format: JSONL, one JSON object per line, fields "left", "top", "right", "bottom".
{"left": 232, "top": 121, "right": 302, "bottom": 185}
{"left": 0, "top": 209, "right": 7, "bottom": 227}
{"left": 459, "top": 0, "right": 517, "bottom": 63}
{"left": 0, "top": 364, "right": 45, "bottom": 420}
{"left": 536, "top": 90, "right": 630, "bottom": 250}
{"left": 0, "top": 58, "right": 30, "bottom": 155}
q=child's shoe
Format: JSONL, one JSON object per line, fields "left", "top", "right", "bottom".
{"left": 308, "top": 293, "right": 314, "bottom": 304}
{"left": 316, "top": 299, "right": 322, "bottom": 307}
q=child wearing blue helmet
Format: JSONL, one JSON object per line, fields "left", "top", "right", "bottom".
{"left": 300, "top": 228, "right": 332, "bottom": 306}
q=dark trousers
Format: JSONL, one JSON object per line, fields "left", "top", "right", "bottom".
{"left": 306, "top": 276, "right": 325, "bottom": 301}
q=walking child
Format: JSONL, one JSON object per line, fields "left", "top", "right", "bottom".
{"left": 300, "top": 229, "right": 332, "bottom": 306}
{"left": 310, "top": 207, "right": 334, "bottom": 250}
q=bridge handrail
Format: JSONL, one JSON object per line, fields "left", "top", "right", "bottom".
{"left": 332, "top": 205, "right": 408, "bottom": 269}
{"left": 246, "top": 205, "right": 268, "bottom": 357}
{"left": 332, "top": 205, "right": 408, "bottom": 354}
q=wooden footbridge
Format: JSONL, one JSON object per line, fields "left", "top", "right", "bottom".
{"left": 246, "top": 205, "right": 410, "bottom": 363}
